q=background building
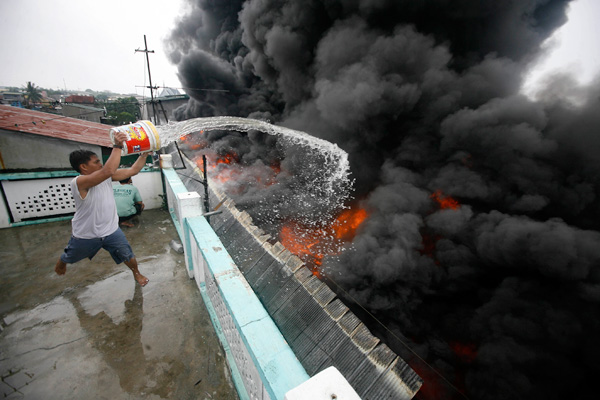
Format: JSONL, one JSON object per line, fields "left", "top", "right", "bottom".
{"left": 140, "top": 87, "right": 189, "bottom": 125}
{"left": 60, "top": 103, "right": 105, "bottom": 123}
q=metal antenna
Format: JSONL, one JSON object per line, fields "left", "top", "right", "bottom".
{"left": 135, "top": 35, "right": 159, "bottom": 124}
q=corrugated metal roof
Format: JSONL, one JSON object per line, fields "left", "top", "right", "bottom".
{"left": 0, "top": 104, "right": 112, "bottom": 147}
{"left": 158, "top": 87, "right": 181, "bottom": 97}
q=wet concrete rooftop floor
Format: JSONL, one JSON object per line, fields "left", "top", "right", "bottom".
{"left": 0, "top": 209, "right": 239, "bottom": 399}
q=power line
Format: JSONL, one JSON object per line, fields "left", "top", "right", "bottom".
{"left": 158, "top": 85, "right": 230, "bottom": 93}
{"left": 135, "top": 35, "right": 159, "bottom": 124}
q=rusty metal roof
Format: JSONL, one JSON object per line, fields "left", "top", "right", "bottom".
{"left": 0, "top": 104, "right": 112, "bottom": 147}
{"left": 64, "top": 95, "right": 95, "bottom": 104}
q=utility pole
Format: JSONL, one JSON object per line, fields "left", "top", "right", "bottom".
{"left": 135, "top": 35, "right": 159, "bottom": 124}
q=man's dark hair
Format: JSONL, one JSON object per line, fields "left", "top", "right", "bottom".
{"left": 119, "top": 178, "right": 132, "bottom": 184}
{"left": 69, "top": 150, "right": 96, "bottom": 173}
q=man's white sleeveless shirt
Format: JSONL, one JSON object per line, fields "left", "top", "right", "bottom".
{"left": 70, "top": 177, "right": 119, "bottom": 239}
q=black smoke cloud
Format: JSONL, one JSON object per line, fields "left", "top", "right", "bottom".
{"left": 166, "top": 1, "right": 600, "bottom": 399}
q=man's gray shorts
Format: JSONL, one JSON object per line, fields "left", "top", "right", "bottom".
{"left": 60, "top": 228, "right": 135, "bottom": 264}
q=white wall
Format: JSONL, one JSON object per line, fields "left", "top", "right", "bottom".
{"left": 0, "top": 190, "right": 10, "bottom": 228}
{"left": 2, "top": 176, "right": 76, "bottom": 222}
{"left": 131, "top": 170, "right": 163, "bottom": 210}
{"left": 0, "top": 130, "right": 100, "bottom": 170}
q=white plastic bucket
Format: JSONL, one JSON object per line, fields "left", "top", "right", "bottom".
{"left": 109, "top": 120, "right": 161, "bottom": 155}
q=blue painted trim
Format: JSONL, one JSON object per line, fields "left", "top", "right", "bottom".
{"left": 162, "top": 169, "right": 189, "bottom": 195}
{"left": 10, "top": 215, "right": 73, "bottom": 227}
{"left": 183, "top": 217, "right": 194, "bottom": 275}
{"left": 197, "top": 282, "right": 250, "bottom": 400}
{"left": 162, "top": 168, "right": 189, "bottom": 242}
{"left": 186, "top": 216, "right": 309, "bottom": 400}
{"left": 0, "top": 170, "right": 78, "bottom": 180}
{"left": 170, "top": 209, "right": 184, "bottom": 242}
{"left": 0, "top": 167, "right": 159, "bottom": 181}
{"left": 162, "top": 166, "right": 249, "bottom": 397}
{"left": 162, "top": 166, "right": 309, "bottom": 399}
{"left": 139, "top": 167, "right": 161, "bottom": 173}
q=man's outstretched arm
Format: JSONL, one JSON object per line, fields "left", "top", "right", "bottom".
{"left": 77, "top": 132, "right": 127, "bottom": 192}
{"left": 112, "top": 152, "right": 151, "bottom": 182}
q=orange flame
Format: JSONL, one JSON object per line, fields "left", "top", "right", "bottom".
{"left": 332, "top": 208, "right": 368, "bottom": 240}
{"left": 179, "top": 131, "right": 203, "bottom": 142}
{"left": 431, "top": 190, "right": 460, "bottom": 210}
{"left": 279, "top": 205, "right": 368, "bottom": 276}
{"left": 180, "top": 133, "right": 209, "bottom": 150}
{"left": 216, "top": 152, "right": 238, "bottom": 165}
{"left": 270, "top": 163, "right": 281, "bottom": 175}
{"left": 193, "top": 151, "right": 239, "bottom": 184}
{"left": 280, "top": 222, "right": 326, "bottom": 274}
{"left": 192, "top": 151, "right": 279, "bottom": 191}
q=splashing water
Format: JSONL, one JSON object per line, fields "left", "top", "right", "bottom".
{"left": 156, "top": 116, "right": 353, "bottom": 217}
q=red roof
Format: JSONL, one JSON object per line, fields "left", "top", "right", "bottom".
{"left": 0, "top": 105, "right": 112, "bottom": 147}
{"left": 65, "top": 95, "right": 95, "bottom": 104}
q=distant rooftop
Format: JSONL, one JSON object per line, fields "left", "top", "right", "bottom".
{"left": 64, "top": 95, "right": 95, "bottom": 104}
{"left": 158, "top": 87, "right": 183, "bottom": 97}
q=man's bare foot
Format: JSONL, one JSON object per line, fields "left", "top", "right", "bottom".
{"left": 120, "top": 221, "right": 134, "bottom": 227}
{"left": 134, "top": 272, "right": 149, "bottom": 287}
{"left": 55, "top": 260, "right": 67, "bottom": 275}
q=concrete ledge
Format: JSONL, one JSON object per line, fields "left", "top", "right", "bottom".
{"left": 285, "top": 366, "right": 361, "bottom": 400}
{"left": 163, "top": 165, "right": 309, "bottom": 400}
{"left": 186, "top": 215, "right": 309, "bottom": 400}
{"left": 162, "top": 168, "right": 190, "bottom": 241}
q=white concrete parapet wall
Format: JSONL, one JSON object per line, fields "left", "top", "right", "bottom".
{"left": 176, "top": 191, "right": 204, "bottom": 279}
{"left": 0, "top": 168, "right": 163, "bottom": 229}
{"left": 285, "top": 367, "right": 361, "bottom": 400}
{"left": 162, "top": 162, "right": 322, "bottom": 400}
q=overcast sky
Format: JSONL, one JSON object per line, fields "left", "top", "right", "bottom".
{"left": 0, "top": 0, "right": 186, "bottom": 95}
{"left": 0, "top": 0, "right": 598, "bottom": 97}
{"left": 523, "top": 0, "right": 600, "bottom": 98}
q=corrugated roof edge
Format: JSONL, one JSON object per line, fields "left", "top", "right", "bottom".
{"left": 0, "top": 104, "right": 112, "bottom": 147}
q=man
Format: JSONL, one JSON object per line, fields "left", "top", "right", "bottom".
{"left": 113, "top": 177, "right": 144, "bottom": 228}
{"left": 54, "top": 130, "right": 150, "bottom": 287}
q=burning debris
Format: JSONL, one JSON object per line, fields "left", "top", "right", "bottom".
{"left": 168, "top": 1, "right": 600, "bottom": 399}
{"left": 278, "top": 204, "right": 368, "bottom": 276}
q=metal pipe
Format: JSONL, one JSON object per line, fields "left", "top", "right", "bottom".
{"left": 202, "top": 155, "right": 210, "bottom": 214}
{"left": 202, "top": 210, "right": 223, "bottom": 217}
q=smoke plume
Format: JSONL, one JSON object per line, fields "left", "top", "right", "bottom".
{"left": 167, "top": 1, "right": 600, "bottom": 399}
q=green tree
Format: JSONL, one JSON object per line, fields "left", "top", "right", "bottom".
{"left": 102, "top": 97, "right": 140, "bottom": 125}
{"left": 114, "top": 111, "right": 135, "bottom": 125}
{"left": 24, "top": 81, "right": 42, "bottom": 108}
{"left": 95, "top": 93, "right": 109, "bottom": 101}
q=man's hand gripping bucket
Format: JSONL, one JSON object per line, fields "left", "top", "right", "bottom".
{"left": 109, "top": 120, "right": 161, "bottom": 155}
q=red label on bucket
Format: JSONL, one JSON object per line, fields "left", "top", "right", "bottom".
{"left": 125, "top": 124, "right": 151, "bottom": 154}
